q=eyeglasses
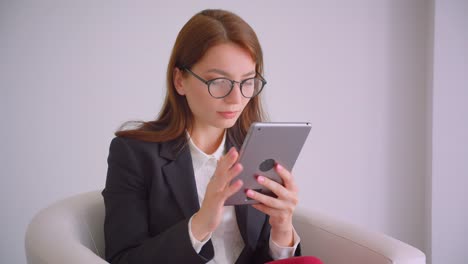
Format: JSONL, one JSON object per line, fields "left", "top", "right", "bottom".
{"left": 182, "top": 67, "right": 267, "bottom": 99}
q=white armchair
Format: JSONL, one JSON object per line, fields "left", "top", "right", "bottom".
{"left": 293, "top": 207, "right": 426, "bottom": 264}
{"left": 25, "top": 191, "right": 426, "bottom": 264}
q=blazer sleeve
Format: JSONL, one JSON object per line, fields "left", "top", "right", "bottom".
{"left": 102, "top": 137, "right": 214, "bottom": 264}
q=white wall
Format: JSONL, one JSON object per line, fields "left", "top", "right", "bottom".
{"left": 1, "top": 1, "right": 433, "bottom": 263}
{"left": 431, "top": 0, "right": 468, "bottom": 263}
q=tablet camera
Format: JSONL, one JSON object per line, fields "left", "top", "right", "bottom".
{"left": 259, "top": 158, "right": 275, "bottom": 172}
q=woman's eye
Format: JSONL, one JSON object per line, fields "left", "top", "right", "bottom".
{"left": 243, "top": 79, "right": 254, "bottom": 86}
{"left": 212, "top": 79, "right": 229, "bottom": 85}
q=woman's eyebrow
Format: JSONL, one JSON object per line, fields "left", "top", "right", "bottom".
{"left": 206, "top": 69, "right": 256, "bottom": 78}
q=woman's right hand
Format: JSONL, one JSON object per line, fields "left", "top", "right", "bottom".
{"left": 190, "top": 147, "right": 244, "bottom": 241}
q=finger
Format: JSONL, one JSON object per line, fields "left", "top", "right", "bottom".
{"left": 210, "top": 162, "right": 243, "bottom": 191}
{"left": 251, "top": 203, "right": 274, "bottom": 215}
{"left": 218, "top": 163, "right": 243, "bottom": 184}
{"left": 256, "top": 175, "right": 290, "bottom": 200}
{"left": 246, "top": 188, "right": 285, "bottom": 209}
{"left": 227, "top": 163, "right": 243, "bottom": 181}
{"left": 274, "top": 164, "right": 298, "bottom": 192}
{"left": 224, "top": 179, "right": 243, "bottom": 199}
{"left": 252, "top": 204, "right": 295, "bottom": 229}
{"left": 251, "top": 203, "right": 290, "bottom": 219}
{"left": 211, "top": 148, "right": 239, "bottom": 184}
{"left": 218, "top": 147, "right": 239, "bottom": 172}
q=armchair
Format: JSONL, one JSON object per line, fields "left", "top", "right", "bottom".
{"left": 25, "top": 191, "right": 425, "bottom": 264}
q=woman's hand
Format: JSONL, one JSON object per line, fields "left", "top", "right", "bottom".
{"left": 246, "top": 163, "right": 299, "bottom": 247}
{"left": 191, "top": 147, "right": 243, "bottom": 241}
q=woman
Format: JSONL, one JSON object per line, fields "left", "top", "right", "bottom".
{"left": 102, "top": 9, "right": 301, "bottom": 264}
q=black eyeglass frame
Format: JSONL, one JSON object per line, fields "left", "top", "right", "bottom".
{"left": 182, "top": 67, "right": 267, "bottom": 99}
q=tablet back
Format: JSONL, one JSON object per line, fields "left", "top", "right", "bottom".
{"left": 225, "top": 122, "right": 311, "bottom": 206}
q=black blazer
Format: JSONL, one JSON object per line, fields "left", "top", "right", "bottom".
{"left": 102, "top": 136, "right": 300, "bottom": 264}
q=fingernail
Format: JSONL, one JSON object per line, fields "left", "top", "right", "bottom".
{"left": 276, "top": 164, "right": 283, "bottom": 171}
{"left": 257, "top": 175, "right": 265, "bottom": 183}
{"left": 246, "top": 189, "right": 254, "bottom": 197}
{"left": 229, "top": 147, "right": 236, "bottom": 156}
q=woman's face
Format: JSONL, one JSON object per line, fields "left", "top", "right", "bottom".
{"left": 175, "top": 43, "right": 256, "bottom": 132}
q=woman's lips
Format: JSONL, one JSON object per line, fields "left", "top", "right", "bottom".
{"left": 218, "top": 111, "right": 238, "bottom": 119}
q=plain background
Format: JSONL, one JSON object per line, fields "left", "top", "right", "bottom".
{"left": 1, "top": 0, "right": 466, "bottom": 263}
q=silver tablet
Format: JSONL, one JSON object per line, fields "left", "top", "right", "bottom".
{"left": 224, "top": 122, "right": 311, "bottom": 206}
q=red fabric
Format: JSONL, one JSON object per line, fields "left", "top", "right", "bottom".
{"left": 265, "top": 256, "right": 323, "bottom": 264}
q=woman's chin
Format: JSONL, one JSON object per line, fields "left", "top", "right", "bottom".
{"left": 216, "top": 118, "right": 238, "bottom": 129}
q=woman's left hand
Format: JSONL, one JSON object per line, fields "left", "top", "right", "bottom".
{"left": 246, "top": 163, "right": 298, "bottom": 247}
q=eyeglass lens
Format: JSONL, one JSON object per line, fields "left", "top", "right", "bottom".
{"left": 209, "top": 78, "right": 263, "bottom": 98}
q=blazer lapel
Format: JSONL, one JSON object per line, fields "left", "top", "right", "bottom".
{"left": 160, "top": 139, "right": 200, "bottom": 218}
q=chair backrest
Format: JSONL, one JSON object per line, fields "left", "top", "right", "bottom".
{"left": 25, "top": 191, "right": 107, "bottom": 264}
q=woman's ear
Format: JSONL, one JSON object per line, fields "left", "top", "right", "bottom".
{"left": 173, "top": 67, "right": 186, "bottom": 96}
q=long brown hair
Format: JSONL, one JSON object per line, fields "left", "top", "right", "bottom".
{"left": 116, "top": 9, "right": 267, "bottom": 147}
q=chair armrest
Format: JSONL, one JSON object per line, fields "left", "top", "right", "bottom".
{"left": 293, "top": 207, "right": 426, "bottom": 264}
{"left": 25, "top": 191, "right": 108, "bottom": 264}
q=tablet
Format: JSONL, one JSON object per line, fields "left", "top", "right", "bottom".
{"left": 224, "top": 122, "right": 311, "bottom": 206}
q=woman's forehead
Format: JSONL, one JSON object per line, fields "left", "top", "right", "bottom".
{"left": 193, "top": 43, "right": 256, "bottom": 76}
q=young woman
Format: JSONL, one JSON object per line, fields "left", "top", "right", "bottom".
{"left": 102, "top": 9, "right": 301, "bottom": 264}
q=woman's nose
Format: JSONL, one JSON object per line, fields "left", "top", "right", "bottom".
{"left": 223, "top": 83, "right": 243, "bottom": 104}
